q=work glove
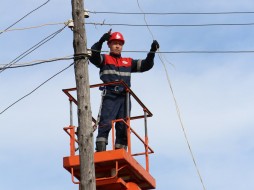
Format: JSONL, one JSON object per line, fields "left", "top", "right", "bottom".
{"left": 99, "top": 29, "right": 112, "bottom": 43}
{"left": 150, "top": 40, "right": 160, "bottom": 52}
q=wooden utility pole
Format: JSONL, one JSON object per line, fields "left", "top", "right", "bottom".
{"left": 71, "top": 0, "right": 96, "bottom": 190}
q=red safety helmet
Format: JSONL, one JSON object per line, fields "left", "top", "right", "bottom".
{"left": 108, "top": 32, "right": 125, "bottom": 44}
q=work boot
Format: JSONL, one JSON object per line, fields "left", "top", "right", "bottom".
{"left": 115, "top": 143, "right": 127, "bottom": 150}
{"left": 96, "top": 141, "right": 106, "bottom": 152}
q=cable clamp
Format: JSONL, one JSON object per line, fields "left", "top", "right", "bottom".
{"left": 74, "top": 51, "right": 91, "bottom": 61}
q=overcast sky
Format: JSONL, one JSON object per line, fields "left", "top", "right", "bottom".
{"left": 1, "top": 0, "right": 254, "bottom": 190}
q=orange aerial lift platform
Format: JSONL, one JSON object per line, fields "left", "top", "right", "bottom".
{"left": 62, "top": 81, "right": 156, "bottom": 190}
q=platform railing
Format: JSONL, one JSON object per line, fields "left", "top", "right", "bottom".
{"left": 63, "top": 81, "right": 154, "bottom": 172}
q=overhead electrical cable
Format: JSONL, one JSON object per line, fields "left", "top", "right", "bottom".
{"left": 86, "top": 22, "right": 254, "bottom": 27}
{"left": 90, "top": 48, "right": 254, "bottom": 55}
{"left": 136, "top": 0, "right": 155, "bottom": 39}
{"left": 0, "top": 24, "right": 67, "bottom": 74}
{"left": 0, "top": 25, "right": 66, "bottom": 73}
{"left": 108, "top": 50, "right": 254, "bottom": 54}
{"left": 0, "top": 22, "right": 65, "bottom": 33}
{"left": 158, "top": 53, "right": 207, "bottom": 190}
{"left": 89, "top": 10, "right": 254, "bottom": 15}
{"left": 0, "top": 0, "right": 50, "bottom": 35}
{"left": 0, "top": 62, "right": 74, "bottom": 115}
{"left": 65, "top": 49, "right": 254, "bottom": 54}
{"left": 0, "top": 55, "right": 74, "bottom": 70}
{"left": 136, "top": 1, "right": 207, "bottom": 190}
{"left": 2, "top": 48, "right": 254, "bottom": 71}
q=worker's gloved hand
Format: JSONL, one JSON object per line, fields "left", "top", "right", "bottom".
{"left": 99, "top": 32, "right": 111, "bottom": 44}
{"left": 150, "top": 40, "right": 160, "bottom": 52}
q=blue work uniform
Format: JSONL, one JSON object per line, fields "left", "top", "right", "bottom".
{"left": 89, "top": 41, "right": 155, "bottom": 147}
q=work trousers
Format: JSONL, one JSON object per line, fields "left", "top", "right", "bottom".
{"left": 96, "top": 91, "right": 130, "bottom": 146}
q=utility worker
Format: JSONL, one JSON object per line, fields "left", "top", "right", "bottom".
{"left": 89, "top": 30, "right": 159, "bottom": 152}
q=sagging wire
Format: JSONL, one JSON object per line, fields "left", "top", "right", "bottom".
{"left": 0, "top": 22, "right": 65, "bottom": 33}
{"left": 0, "top": 54, "right": 92, "bottom": 70}
{"left": 3, "top": 48, "right": 254, "bottom": 70}
{"left": 136, "top": 1, "right": 206, "bottom": 190}
{"left": 136, "top": 0, "right": 155, "bottom": 39}
{"left": 158, "top": 53, "right": 206, "bottom": 190}
{"left": 0, "top": 24, "right": 68, "bottom": 74}
{"left": 0, "top": 55, "right": 74, "bottom": 70}
{"left": 0, "top": 0, "right": 51, "bottom": 35}
{"left": 96, "top": 49, "right": 254, "bottom": 54}
{"left": 89, "top": 10, "right": 254, "bottom": 15}
{"left": 85, "top": 22, "right": 254, "bottom": 27}
{"left": 0, "top": 62, "right": 74, "bottom": 115}
{"left": 3, "top": 47, "right": 250, "bottom": 70}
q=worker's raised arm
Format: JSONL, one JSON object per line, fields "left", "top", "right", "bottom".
{"left": 89, "top": 31, "right": 111, "bottom": 67}
{"left": 131, "top": 40, "right": 160, "bottom": 72}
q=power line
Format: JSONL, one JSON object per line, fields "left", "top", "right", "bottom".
{"left": 3, "top": 11, "right": 250, "bottom": 34}
{"left": 0, "top": 22, "right": 65, "bottom": 34}
{"left": 136, "top": 0, "right": 155, "bottom": 39}
{"left": 0, "top": 25, "right": 67, "bottom": 74}
{"left": 159, "top": 53, "right": 207, "bottom": 190}
{"left": 0, "top": 55, "right": 74, "bottom": 70}
{"left": 136, "top": 0, "right": 207, "bottom": 190}
{"left": 0, "top": 26, "right": 66, "bottom": 73}
{"left": 0, "top": 53, "right": 91, "bottom": 70}
{"left": 123, "top": 50, "right": 254, "bottom": 54}
{"left": 86, "top": 22, "right": 254, "bottom": 27}
{"left": 2, "top": 48, "right": 254, "bottom": 71}
{"left": 99, "top": 49, "right": 254, "bottom": 54}
{"left": 0, "top": 62, "right": 74, "bottom": 115}
{"left": 4, "top": 12, "right": 250, "bottom": 33}
{"left": 0, "top": 0, "right": 50, "bottom": 36}
{"left": 89, "top": 10, "right": 254, "bottom": 15}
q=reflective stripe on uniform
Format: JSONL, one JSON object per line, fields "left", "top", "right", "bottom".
{"left": 137, "top": 59, "right": 142, "bottom": 72}
{"left": 100, "top": 69, "right": 131, "bottom": 77}
{"left": 96, "top": 137, "right": 108, "bottom": 144}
